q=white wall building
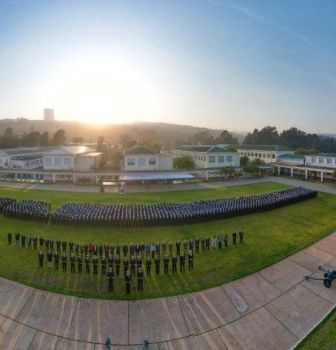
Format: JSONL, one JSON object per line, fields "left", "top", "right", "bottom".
{"left": 124, "top": 146, "right": 173, "bottom": 171}
{"left": 236, "top": 145, "right": 295, "bottom": 163}
{"left": 170, "top": 145, "right": 240, "bottom": 169}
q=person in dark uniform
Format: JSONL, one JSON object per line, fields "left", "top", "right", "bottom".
{"left": 7, "top": 232, "right": 12, "bottom": 245}
{"left": 239, "top": 230, "right": 244, "bottom": 244}
{"left": 188, "top": 250, "right": 194, "bottom": 270}
{"left": 108, "top": 254, "right": 114, "bottom": 269}
{"left": 15, "top": 232, "right": 20, "bottom": 247}
{"left": 232, "top": 232, "right": 237, "bottom": 245}
{"left": 47, "top": 250, "right": 53, "bottom": 269}
{"left": 172, "top": 254, "right": 177, "bottom": 273}
{"left": 163, "top": 255, "right": 169, "bottom": 275}
{"left": 77, "top": 254, "right": 83, "bottom": 273}
{"left": 93, "top": 255, "right": 99, "bottom": 275}
{"left": 155, "top": 255, "right": 160, "bottom": 275}
{"left": 85, "top": 255, "right": 91, "bottom": 274}
{"left": 136, "top": 255, "right": 142, "bottom": 270}
{"left": 123, "top": 257, "right": 129, "bottom": 276}
{"left": 180, "top": 252, "right": 185, "bottom": 272}
{"left": 54, "top": 251, "right": 60, "bottom": 270}
{"left": 145, "top": 256, "right": 151, "bottom": 276}
{"left": 38, "top": 250, "right": 44, "bottom": 268}
{"left": 195, "top": 237, "right": 200, "bottom": 253}
{"left": 137, "top": 267, "right": 144, "bottom": 291}
{"left": 125, "top": 270, "right": 131, "bottom": 294}
{"left": 130, "top": 256, "right": 136, "bottom": 276}
{"left": 101, "top": 255, "right": 107, "bottom": 275}
{"left": 107, "top": 267, "right": 114, "bottom": 291}
{"left": 176, "top": 240, "right": 181, "bottom": 256}
{"left": 115, "top": 255, "right": 121, "bottom": 276}
{"left": 62, "top": 253, "right": 67, "bottom": 272}
{"left": 70, "top": 253, "right": 76, "bottom": 273}
{"left": 224, "top": 234, "right": 228, "bottom": 247}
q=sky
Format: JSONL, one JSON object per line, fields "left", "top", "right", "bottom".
{"left": 0, "top": 0, "right": 336, "bottom": 133}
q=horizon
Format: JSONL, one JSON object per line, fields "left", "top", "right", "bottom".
{"left": 1, "top": 1, "right": 336, "bottom": 133}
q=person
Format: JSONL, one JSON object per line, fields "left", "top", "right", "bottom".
{"left": 180, "top": 252, "right": 185, "bottom": 272}
{"left": 232, "top": 232, "right": 237, "bottom": 245}
{"left": 115, "top": 255, "right": 121, "bottom": 276}
{"left": 125, "top": 270, "right": 131, "bottom": 294}
{"left": 172, "top": 254, "right": 177, "bottom": 273}
{"left": 137, "top": 267, "right": 144, "bottom": 291}
{"left": 77, "top": 254, "right": 83, "bottom": 273}
{"left": 38, "top": 250, "right": 44, "bottom": 268}
{"left": 168, "top": 241, "right": 173, "bottom": 257}
{"left": 151, "top": 243, "right": 156, "bottom": 259}
{"left": 107, "top": 267, "right": 114, "bottom": 291}
{"left": 15, "top": 232, "right": 20, "bottom": 247}
{"left": 62, "top": 253, "right": 67, "bottom": 272}
{"left": 70, "top": 253, "right": 76, "bottom": 273}
{"left": 123, "top": 257, "right": 129, "bottom": 276}
{"left": 155, "top": 255, "right": 160, "bottom": 275}
{"left": 93, "top": 255, "right": 99, "bottom": 275}
{"left": 136, "top": 255, "right": 142, "bottom": 270}
{"left": 164, "top": 255, "right": 169, "bottom": 275}
{"left": 176, "top": 240, "right": 181, "bottom": 256}
{"left": 188, "top": 250, "right": 194, "bottom": 270}
{"left": 195, "top": 237, "right": 200, "bottom": 253}
{"left": 7, "top": 232, "right": 12, "bottom": 245}
{"left": 183, "top": 239, "right": 188, "bottom": 254}
{"left": 201, "top": 237, "right": 205, "bottom": 252}
{"left": 33, "top": 236, "right": 38, "bottom": 250}
{"left": 224, "top": 234, "right": 228, "bottom": 247}
{"left": 101, "top": 255, "right": 107, "bottom": 275}
{"left": 130, "top": 256, "right": 136, "bottom": 276}
{"left": 212, "top": 235, "right": 217, "bottom": 250}
{"left": 85, "top": 255, "right": 91, "bottom": 274}
{"left": 54, "top": 250, "right": 60, "bottom": 270}
{"left": 218, "top": 234, "right": 223, "bottom": 249}
{"left": 47, "top": 250, "right": 53, "bottom": 269}
{"left": 145, "top": 256, "right": 151, "bottom": 276}
{"left": 108, "top": 254, "right": 114, "bottom": 269}
{"left": 239, "top": 230, "right": 244, "bottom": 244}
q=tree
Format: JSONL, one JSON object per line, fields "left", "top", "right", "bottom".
{"left": 240, "top": 156, "right": 250, "bottom": 167}
{"left": 251, "top": 158, "right": 265, "bottom": 166}
{"left": 173, "top": 156, "right": 195, "bottom": 170}
{"left": 53, "top": 129, "right": 66, "bottom": 146}
{"left": 243, "top": 164, "right": 260, "bottom": 176}
{"left": 92, "top": 154, "right": 109, "bottom": 170}
{"left": 97, "top": 136, "right": 105, "bottom": 152}
{"left": 21, "top": 131, "right": 41, "bottom": 147}
{"left": 188, "top": 130, "right": 214, "bottom": 145}
{"left": 216, "top": 130, "right": 238, "bottom": 144}
{"left": 40, "top": 131, "right": 50, "bottom": 146}
{"left": 72, "top": 136, "right": 83, "bottom": 144}
{"left": 243, "top": 126, "right": 279, "bottom": 145}
{"left": 220, "top": 167, "right": 236, "bottom": 178}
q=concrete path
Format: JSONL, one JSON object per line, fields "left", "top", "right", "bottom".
{"left": 1, "top": 232, "right": 336, "bottom": 350}
{"left": 1, "top": 177, "right": 336, "bottom": 349}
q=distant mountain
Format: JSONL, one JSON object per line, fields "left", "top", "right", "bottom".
{"left": 0, "top": 119, "right": 246, "bottom": 146}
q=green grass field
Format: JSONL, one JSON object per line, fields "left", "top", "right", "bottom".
{"left": 1, "top": 181, "right": 336, "bottom": 345}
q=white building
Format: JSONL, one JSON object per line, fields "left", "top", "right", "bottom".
{"left": 43, "top": 146, "right": 101, "bottom": 171}
{"left": 0, "top": 148, "right": 50, "bottom": 170}
{"left": 236, "top": 145, "right": 295, "bottom": 163}
{"left": 170, "top": 145, "right": 240, "bottom": 169}
{"left": 124, "top": 146, "right": 173, "bottom": 171}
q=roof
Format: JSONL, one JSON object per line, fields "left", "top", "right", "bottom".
{"left": 314, "top": 153, "right": 336, "bottom": 157}
{"left": 277, "top": 154, "right": 305, "bottom": 159}
{"left": 124, "top": 146, "right": 156, "bottom": 155}
{"left": 237, "top": 144, "right": 294, "bottom": 152}
{"left": 77, "top": 152, "right": 102, "bottom": 158}
{"left": 120, "top": 172, "right": 194, "bottom": 181}
{"left": 174, "top": 145, "right": 234, "bottom": 153}
{"left": 45, "top": 146, "right": 95, "bottom": 156}
{"left": 0, "top": 147, "right": 53, "bottom": 157}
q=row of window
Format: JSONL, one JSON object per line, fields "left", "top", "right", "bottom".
{"left": 239, "top": 151, "right": 275, "bottom": 159}
{"left": 126, "top": 157, "right": 157, "bottom": 166}
{"left": 44, "top": 157, "right": 72, "bottom": 166}
{"left": 173, "top": 152, "right": 234, "bottom": 163}
{"left": 309, "top": 157, "right": 336, "bottom": 165}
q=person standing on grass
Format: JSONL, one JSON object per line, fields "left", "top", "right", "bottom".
{"left": 54, "top": 251, "right": 60, "bottom": 270}
{"left": 115, "top": 255, "right": 121, "bottom": 276}
{"left": 146, "top": 256, "right": 151, "bottom": 276}
{"left": 125, "top": 270, "right": 131, "bottom": 294}
{"left": 172, "top": 254, "right": 177, "bottom": 273}
{"left": 155, "top": 255, "right": 160, "bottom": 275}
{"left": 180, "top": 252, "right": 185, "bottom": 272}
{"left": 77, "top": 254, "right": 83, "bottom": 273}
{"left": 47, "top": 250, "right": 53, "bottom": 269}
{"left": 85, "top": 255, "right": 90, "bottom": 274}
{"left": 38, "top": 250, "right": 44, "bottom": 268}
{"left": 62, "top": 253, "right": 67, "bottom": 272}
{"left": 70, "top": 253, "right": 76, "bottom": 273}
{"left": 137, "top": 267, "right": 144, "bottom": 291}
{"left": 107, "top": 267, "right": 114, "bottom": 291}
{"left": 232, "top": 232, "right": 237, "bottom": 245}
{"left": 7, "top": 232, "right": 12, "bottom": 245}
{"left": 224, "top": 234, "right": 228, "bottom": 247}
{"left": 239, "top": 230, "right": 244, "bottom": 244}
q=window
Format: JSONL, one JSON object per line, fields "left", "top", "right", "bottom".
{"left": 64, "top": 158, "right": 72, "bottom": 165}
{"left": 259, "top": 153, "right": 262, "bottom": 157}
{"left": 251, "top": 152, "right": 254, "bottom": 156}
{"left": 55, "top": 158, "right": 62, "bottom": 166}
{"left": 226, "top": 155, "right": 233, "bottom": 162}
{"left": 45, "top": 158, "right": 52, "bottom": 165}
{"left": 327, "top": 158, "right": 332, "bottom": 165}
{"left": 247, "top": 152, "right": 250, "bottom": 156}
{"left": 267, "top": 154, "right": 271, "bottom": 158}
{"left": 138, "top": 158, "right": 146, "bottom": 166}
{"left": 272, "top": 154, "right": 275, "bottom": 159}
{"left": 149, "top": 158, "right": 156, "bottom": 166}
{"left": 127, "top": 158, "right": 135, "bottom": 166}
{"left": 263, "top": 153, "right": 266, "bottom": 158}
{"left": 218, "top": 156, "right": 224, "bottom": 163}
{"left": 318, "top": 157, "right": 324, "bottom": 164}
{"left": 209, "top": 156, "right": 216, "bottom": 163}
{"left": 311, "top": 157, "right": 316, "bottom": 163}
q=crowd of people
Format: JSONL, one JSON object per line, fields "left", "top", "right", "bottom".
{"left": 1, "top": 187, "right": 317, "bottom": 228}
{"left": 49, "top": 186, "right": 317, "bottom": 227}
{"left": 7, "top": 231, "right": 245, "bottom": 293}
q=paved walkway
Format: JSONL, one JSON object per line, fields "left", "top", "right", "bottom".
{"left": 1, "top": 177, "right": 336, "bottom": 349}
